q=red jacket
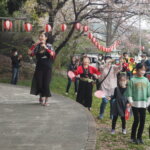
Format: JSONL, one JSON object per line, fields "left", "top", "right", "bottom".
{"left": 74, "top": 65, "right": 101, "bottom": 76}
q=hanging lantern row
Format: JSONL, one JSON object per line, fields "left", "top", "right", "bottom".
{"left": 3, "top": 20, "right": 32, "bottom": 32}
{"left": 3, "top": 20, "right": 90, "bottom": 33}
{"left": 3, "top": 20, "right": 121, "bottom": 52}
{"left": 87, "top": 32, "right": 121, "bottom": 53}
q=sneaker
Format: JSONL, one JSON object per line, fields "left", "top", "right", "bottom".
{"left": 129, "top": 139, "right": 137, "bottom": 144}
{"left": 111, "top": 129, "right": 115, "bottom": 134}
{"left": 99, "top": 114, "right": 103, "bottom": 120}
{"left": 65, "top": 92, "right": 68, "bottom": 95}
{"left": 136, "top": 138, "right": 144, "bottom": 144}
{"left": 122, "top": 129, "right": 127, "bottom": 135}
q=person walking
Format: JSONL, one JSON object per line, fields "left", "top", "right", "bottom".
{"left": 28, "top": 30, "right": 55, "bottom": 106}
{"left": 126, "top": 63, "right": 150, "bottom": 144}
{"left": 66, "top": 56, "right": 79, "bottom": 95}
{"left": 98, "top": 56, "right": 122, "bottom": 119}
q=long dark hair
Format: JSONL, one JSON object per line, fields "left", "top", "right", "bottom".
{"left": 39, "top": 30, "right": 49, "bottom": 43}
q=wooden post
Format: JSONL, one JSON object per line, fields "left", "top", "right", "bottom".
{"left": 18, "top": 20, "right": 21, "bottom": 32}
{"left": 2, "top": 20, "right": 4, "bottom": 32}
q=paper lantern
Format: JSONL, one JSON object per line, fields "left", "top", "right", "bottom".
{"left": 141, "top": 46, "right": 145, "bottom": 51}
{"left": 97, "top": 45, "right": 101, "bottom": 50}
{"left": 92, "top": 37, "right": 96, "bottom": 43}
{"left": 61, "top": 24, "right": 67, "bottom": 31}
{"left": 75, "top": 23, "right": 81, "bottom": 30}
{"left": 4, "top": 20, "right": 13, "bottom": 30}
{"left": 83, "top": 26, "right": 89, "bottom": 32}
{"left": 103, "top": 47, "right": 106, "bottom": 52}
{"left": 88, "top": 32, "right": 93, "bottom": 39}
{"left": 24, "top": 23, "right": 32, "bottom": 32}
{"left": 95, "top": 41, "right": 99, "bottom": 47}
{"left": 45, "top": 24, "right": 52, "bottom": 32}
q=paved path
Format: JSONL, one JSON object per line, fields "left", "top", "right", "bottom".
{"left": 0, "top": 83, "right": 96, "bottom": 150}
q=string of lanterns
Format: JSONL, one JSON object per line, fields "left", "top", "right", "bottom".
{"left": 3, "top": 20, "right": 121, "bottom": 53}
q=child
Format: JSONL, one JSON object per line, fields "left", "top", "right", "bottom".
{"left": 28, "top": 30, "right": 55, "bottom": 106}
{"left": 126, "top": 63, "right": 150, "bottom": 144}
{"left": 74, "top": 56, "right": 101, "bottom": 111}
{"left": 111, "top": 73, "right": 129, "bottom": 135}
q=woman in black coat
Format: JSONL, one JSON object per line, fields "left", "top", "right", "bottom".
{"left": 28, "top": 31, "right": 55, "bottom": 106}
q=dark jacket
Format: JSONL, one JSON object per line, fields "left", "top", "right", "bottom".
{"left": 34, "top": 43, "right": 54, "bottom": 70}
{"left": 11, "top": 56, "right": 21, "bottom": 68}
{"left": 67, "top": 63, "right": 77, "bottom": 72}
{"left": 112, "top": 87, "right": 128, "bottom": 117}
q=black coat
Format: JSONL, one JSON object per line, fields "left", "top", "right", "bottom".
{"left": 11, "top": 56, "right": 21, "bottom": 68}
{"left": 112, "top": 87, "right": 128, "bottom": 117}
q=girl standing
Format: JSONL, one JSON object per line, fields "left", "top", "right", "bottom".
{"left": 28, "top": 31, "right": 55, "bottom": 106}
{"left": 126, "top": 63, "right": 150, "bottom": 144}
{"left": 111, "top": 73, "right": 129, "bottom": 135}
{"left": 74, "top": 56, "right": 101, "bottom": 111}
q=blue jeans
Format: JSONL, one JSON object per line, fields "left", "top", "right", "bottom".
{"left": 99, "top": 97, "right": 114, "bottom": 118}
{"left": 66, "top": 77, "right": 78, "bottom": 93}
{"left": 11, "top": 67, "right": 19, "bottom": 85}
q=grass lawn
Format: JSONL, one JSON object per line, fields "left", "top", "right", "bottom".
{"left": 0, "top": 73, "right": 150, "bottom": 150}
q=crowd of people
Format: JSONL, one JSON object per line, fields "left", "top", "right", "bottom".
{"left": 9, "top": 31, "right": 150, "bottom": 144}
{"left": 66, "top": 52, "right": 150, "bottom": 144}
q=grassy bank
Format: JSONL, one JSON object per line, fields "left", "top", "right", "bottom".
{"left": 0, "top": 74, "right": 150, "bottom": 150}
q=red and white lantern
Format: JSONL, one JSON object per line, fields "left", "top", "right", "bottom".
{"left": 24, "top": 23, "right": 32, "bottom": 32}
{"left": 95, "top": 41, "right": 99, "bottom": 47}
{"left": 45, "top": 24, "right": 52, "bottom": 32}
{"left": 97, "top": 44, "right": 101, "bottom": 50}
{"left": 141, "top": 46, "right": 145, "bottom": 51}
{"left": 102, "top": 46, "right": 106, "bottom": 52}
{"left": 108, "top": 48, "right": 111, "bottom": 53}
{"left": 75, "top": 23, "right": 81, "bottom": 30}
{"left": 88, "top": 32, "right": 93, "bottom": 39}
{"left": 92, "top": 37, "right": 96, "bottom": 43}
{"left": 61, "top": 24, "right": 67, "bottom": 31}
{"left": 83, "top": 26, "right": 89, "bottom": 32}
{"left": 4, "top": 20, "right": 13, "bottom": 30}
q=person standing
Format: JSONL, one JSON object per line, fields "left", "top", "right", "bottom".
{"left": 111, "top": 73, "right": 129, "bottom": 135}
{"left": 96, "top": 54, "right": 105, "bottom": 90}
{"left": 74, "top": 56, "right": 101, "bottom": 111}
{"left": 66, "top": 56, "right": 79, "bottom": 95}
{"left": 126, "top": 63, "right": 150, "bottom": 144}
{"left": 28, "top": 30, "right": 55, "bottom": 106}
{"left": 11, "top": 48, "right": 22, "bottom": 85}
{"left": 98, "top": 56, "right": 122, "bottom": 119}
